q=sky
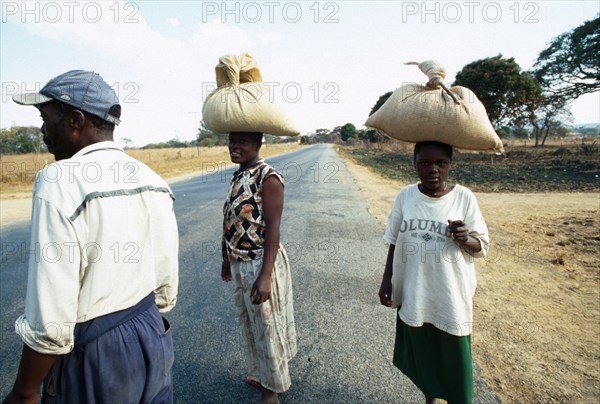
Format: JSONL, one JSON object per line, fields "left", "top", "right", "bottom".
{"left": 1, "top": 1, "right": 599, "bottom": 147}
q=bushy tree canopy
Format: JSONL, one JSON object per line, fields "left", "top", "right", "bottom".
{"left": 0, "top": 126, "right": 46, "bottom": 154}
{"left": 339, "top": 123, "right": 357, "bottom": 141}
{"left": 454, "top": 55, "right": 543, "bottom": 127}
{"left": 533, "top": 15, "right": 600, "bottom": 100}
{"left": 369, "top": 92, "right": 392, "bottom": 116}
{"left": 196, "top": 121, "right": 227, "bottom": 147}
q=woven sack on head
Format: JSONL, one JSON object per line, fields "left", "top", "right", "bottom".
{"left": 365, "top": 60, "right": 504, "bottom": 153}
{"left": 202, "top": 53, "right": 299, "bottom": 137}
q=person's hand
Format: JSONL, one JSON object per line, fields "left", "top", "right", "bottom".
{"left": 251, "top": 273, "right": 271, "bottom": 304}
{"left": 221, "top": 260, "right": 232, "bottom": 282}
{"left": 379, "top": 278, "right": 393, "bottom": 307}
{"left": 448, "top": 219, "right": 469, "bottom": 243}
{"left": 3, "top": 389, "right": 40, "bottom": 404}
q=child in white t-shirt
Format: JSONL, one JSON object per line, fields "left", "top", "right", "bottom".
{"left": 379, "top": 141, "right": 490, "bottom": 404}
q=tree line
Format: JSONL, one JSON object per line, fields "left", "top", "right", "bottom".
{"left": 0, "top": 126, "right": 46, "bottom": 155}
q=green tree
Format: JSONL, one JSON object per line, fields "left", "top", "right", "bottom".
{"left": 339, "top": 123, "right": 357, "bottom": 142}
{"left": 356, "top": 129, "right": 369, "bottom": 142}
{"left": 166, "top": 138, "right": 190, "bottom": 148}
{"left": 552, "top": 126, "right": 571, "bottom": 139}
{"left": 369, "top": 91, "right": 393, "bottom": 116}
{"left": 495, "top": 126, "right": 511, "bottom": 139}
{"left": 0, "top": 126, "right": 45, "bottom": 154}
{"left": 120, "top": 137, "right": 134, "bottom": 149}
{"left": 512, "top": 126, "right": 530, "bottom": 139}
{"left": 197, "top": 121, "right": 226, "bottom": 148}
{"left": 310, "top": 128, "right": 341, "bottom": 144}
{"left": 299, "top": 135, "right": 311, "bottom": 144}
{"left": 453, "top": 55, "right": 543, "bottom": 127}
{"left": 533, "top": 15, "right": 600, "bottom": 100}
{"left": 536, "top": 97, "right": 574, "bottom": 146}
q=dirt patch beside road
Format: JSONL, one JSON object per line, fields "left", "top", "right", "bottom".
{"left": 340, "top": 154, "right": 600, "bottom": 403}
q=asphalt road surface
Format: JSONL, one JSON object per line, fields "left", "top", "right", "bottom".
{"left": 0, "top": 144, "right": 500, "bottom": 403}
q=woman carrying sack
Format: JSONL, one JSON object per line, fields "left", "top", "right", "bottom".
{"left": 378, "top": 141, "right": 490, "bottom": 404}
{"left": 221, "top": 132, "right": 297, "bottom": 404}
{"left": 203, "top": 54, "right": 299, "bottom": 404}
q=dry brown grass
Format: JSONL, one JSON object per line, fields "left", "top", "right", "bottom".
{"left": 0, "top": 143, "right": 302, "bottom": 198}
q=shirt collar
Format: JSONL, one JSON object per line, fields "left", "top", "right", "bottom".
{"left": 233, "top": 159, "right": 264, "bottom": 178}
{"left": 73, "top": 141, "right": 124, "bottom": 158}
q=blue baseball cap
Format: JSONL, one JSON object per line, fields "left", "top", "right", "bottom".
{"left": 13, "top": 70, "right": 121, "bottom": 125}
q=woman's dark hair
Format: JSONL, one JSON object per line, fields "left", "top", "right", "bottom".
{"left": 413, "top": 141, "right": 453, "bottom": 163}
{"left": 230, "top": 132, "right": 263, "bottom": 145}
{"left": 248, "top": 132, "right": 263, "bottom": 144}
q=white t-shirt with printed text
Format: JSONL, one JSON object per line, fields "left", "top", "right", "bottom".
{"left": 383, "top": 183, "right": 489, "bottom": 336}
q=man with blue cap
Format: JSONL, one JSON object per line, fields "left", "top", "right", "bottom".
{"left": 3, "top": 70, "right": 179, "bottom": 404}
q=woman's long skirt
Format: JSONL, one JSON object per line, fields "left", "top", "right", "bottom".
{"left": 231, "top": 246, "right": 297, "bottom": 393}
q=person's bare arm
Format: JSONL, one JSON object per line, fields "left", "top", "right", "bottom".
{"left": 221, "top": 238, "right": 232, "bottom": 282}
{"left": 3, "top": 344, "right": 58, "bottom": 404}
{"left": 379, "top": 244, "right": 395, "bottom": 307}
{"left": 251, "top": 175, "right": 284, "bottom": 304}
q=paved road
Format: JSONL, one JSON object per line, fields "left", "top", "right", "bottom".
{"left": 0, "top": 144, "right": 500, "bottom": 403}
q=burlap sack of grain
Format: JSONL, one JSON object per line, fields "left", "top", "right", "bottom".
{"left": 202, "top": 53, "right": 299, "bottom": 137}
{"left": 365, "top": 60, "right": 504, "bottom": 153}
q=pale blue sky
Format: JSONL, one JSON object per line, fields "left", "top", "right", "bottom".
{"left": 1, "top": 1, "right": 598, "bottom": 147}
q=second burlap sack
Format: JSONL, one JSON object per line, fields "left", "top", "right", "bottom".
{"left": 365, "top": 60, "right": 504, "bottom": 153}
{"left": 202, "top": 53, "right": 299, "bottom": 137}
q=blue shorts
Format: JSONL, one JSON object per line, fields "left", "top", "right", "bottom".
{"left": 42, "top": 293, "right": 174, "bottom": 404}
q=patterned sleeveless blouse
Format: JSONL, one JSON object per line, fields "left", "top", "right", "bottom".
{"left": 223, "top": 160, "right": 284, "bottom": 261}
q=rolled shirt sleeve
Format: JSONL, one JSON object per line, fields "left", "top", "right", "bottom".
{"left": 154, "top": 204, "right": 179, "bottom": 314}
{"left": 15, "top": 196, "right": 81, "bottom": 355}
{"left": 383, "top": 191, "right": 403, "bottom": 245}
{"left": 464, "top": 190, "right": 490, "bottom": 259}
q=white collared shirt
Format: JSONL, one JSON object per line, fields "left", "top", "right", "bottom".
{"left": 15, "top": 141, "right": 179, "bottom": 355}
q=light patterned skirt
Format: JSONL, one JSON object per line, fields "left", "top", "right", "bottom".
{"left": 230, "top": 246, "right": 297, "bottom": 393}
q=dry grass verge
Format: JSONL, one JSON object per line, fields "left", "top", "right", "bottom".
{"left": 0, "top": 143, "right": 302, "bottom": 197}
{"left": 0, "top": 143, "right": 302, "bottom": 225}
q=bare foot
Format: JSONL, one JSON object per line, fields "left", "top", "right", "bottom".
{"left": 246, "top": 375, "right": 262, "bottom": 389}
{"left": 260, "top": 389, "right": 279, "bottom": 404}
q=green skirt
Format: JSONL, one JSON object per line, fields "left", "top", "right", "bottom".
{"left": 393, "top": 314, "right": 473, "bottom": 404}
